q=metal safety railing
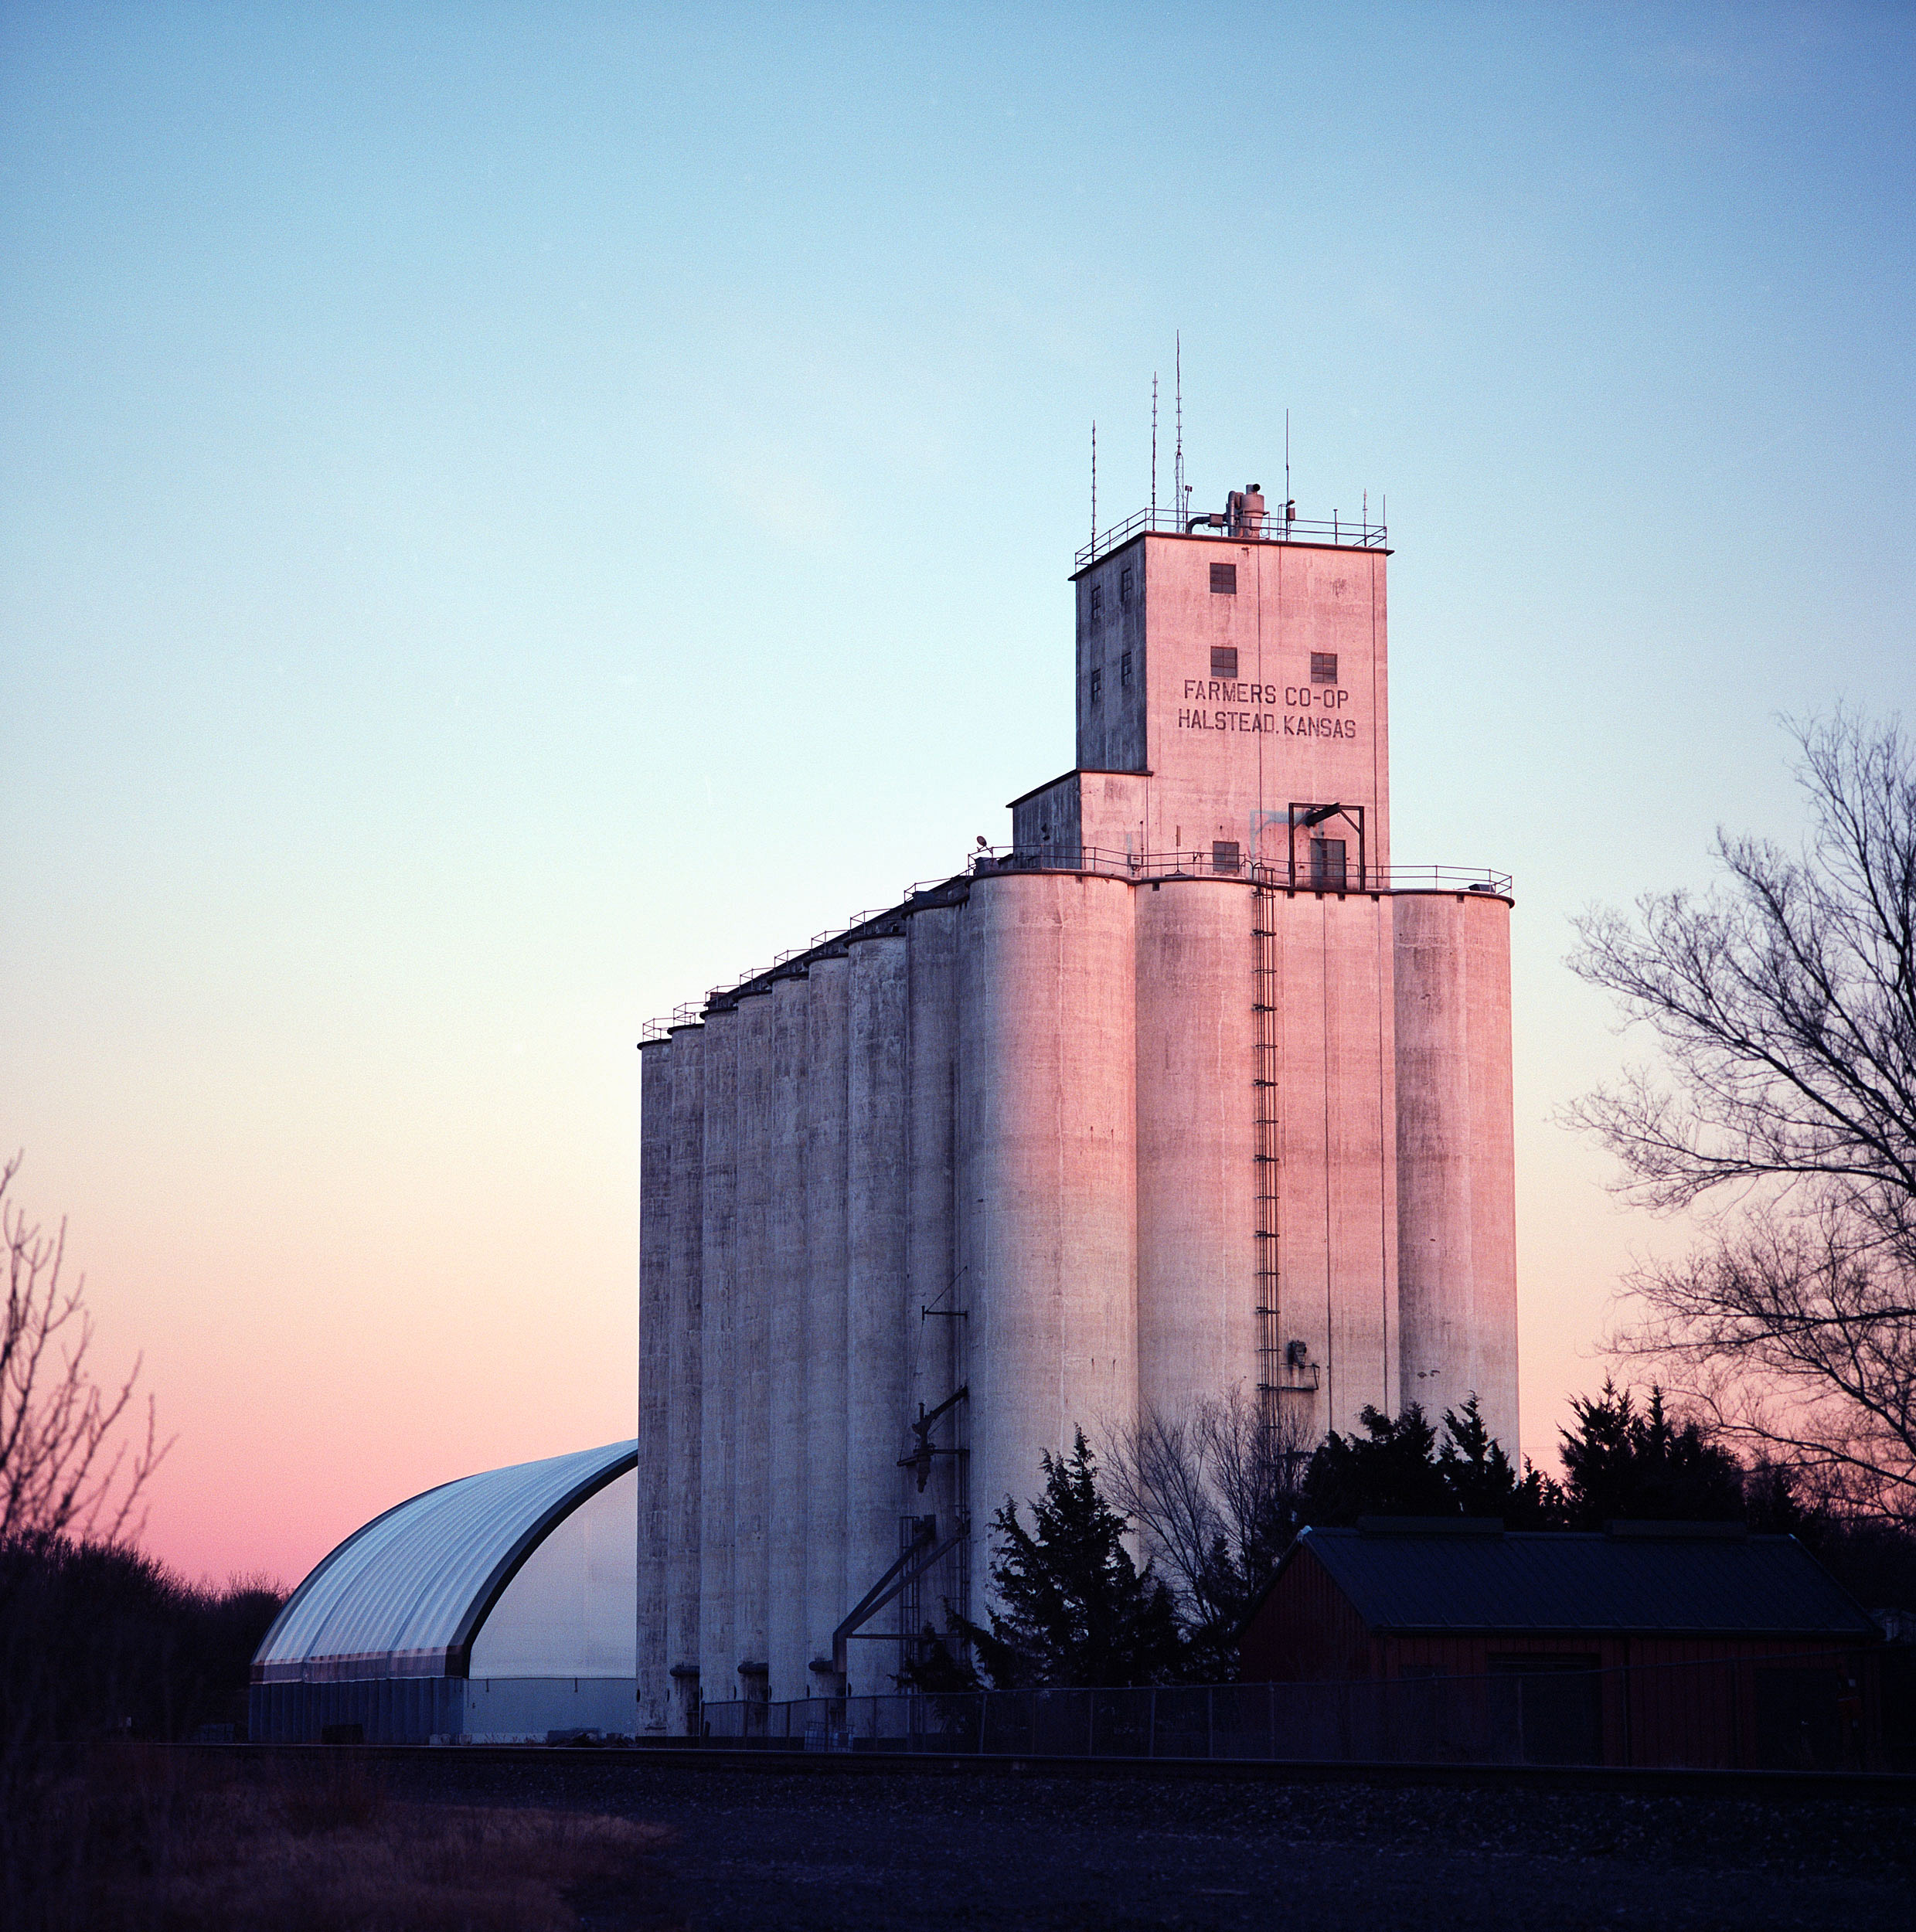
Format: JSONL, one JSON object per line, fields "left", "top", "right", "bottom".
{"left": 640, "top": 852, "right": 1513, "bottom": 1037}
{"left": 1077, "top": 504, "right": 1389, "bottom": 570}
{"left": 969, "top": 845, "right": 1512, "bottom": 897}
{"left": 695, "top": 1648, "right": 1901, "bottom": 1773}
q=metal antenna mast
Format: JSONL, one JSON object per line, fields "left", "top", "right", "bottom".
{"left": 1091, "top": 420, "right": 1097, "bottom": 552}
{"left": 1151, "top": 373, "right": 1158, "bottom": 516}
{"left": 1174, "top": 333, "right": 1183, "bottom": 525}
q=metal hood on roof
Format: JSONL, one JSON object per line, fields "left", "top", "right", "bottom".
{"left": 252, "top": 1439, "right": 638, "bottom": 1685}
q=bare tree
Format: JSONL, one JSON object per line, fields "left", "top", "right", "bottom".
{"left": 1567, "top": 713, "right": 1916, "bottom": 1526}
{"left": 2, "top": 1155, "right": 168, "bottom": 1543}
{"left": 1200, "top": 1387, "right": 1316, "bottom": 1560}
{"left": 1102, "top": 1388, "right": 1314, "bottom": 1652}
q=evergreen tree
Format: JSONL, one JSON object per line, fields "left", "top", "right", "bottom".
{"left": 1296, "top": 1405, "right": 1455, "bottom": 1525}
{"left": 1557, "top": 1380, "right": 1746, "bottom": 1527}
{"left": 1438, "top": 1396, "right": 1563, "bottom": 1527}
{"left": 955, "top": 1430, "right": 1185, "bottom": 1688}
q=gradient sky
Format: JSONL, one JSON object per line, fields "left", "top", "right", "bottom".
{"left": 2, "top": 4, "right": 1911, "bottom": 1588}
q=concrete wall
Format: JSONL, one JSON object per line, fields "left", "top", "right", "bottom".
{"left": 958, "top": 869, "right": 1138, "bottom": 1628}
{"left": 1135, "top": 876, "right": 1258, "bottom": 1428}
{"left": 1265, "top": 887, "right": 1400, "bottom": 1437}
{"left": 664, "top": 1023, "right": 703, "bottom": 1730}
{"left": 845, "top": 932, "right": 910, "bottom": 1687}
{"left": 1394, "top": 890, "right": 1520, "bottom": 1448}
{"left": 1073, "top": 535, "right": 1390, "bottom": 879}
{"left": 766, "top": 971, "right": 811, "bottom": 1699}
{"left": 635, "top": 1039, "right": 672, "bottom": 1732}
{"left": 904, "top": 903, "right": 965, "bottom": 1614}
{"left": 1074, "top": 538, "right": 1149, "bottom": 775}
{"left": 639, "top": 873, "right": 1516, "bottom": 1696}
{"left": 696, "top": 1007, "right": 737, "bottom": 1700}
{"left": 803, "top": 956, "right": 852, "bottom": 1685}
{"left": 731, "top": 988, "right": 774, "bottom": 1690}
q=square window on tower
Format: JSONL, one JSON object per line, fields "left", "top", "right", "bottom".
{"left": 1211, "top": 647, "right": 1238, "bottom": 679}
{"left": 1090, "top": 583, "right": 1104, "bottom": 625}
{"left": 1311, "top": 651, "right": 1339, "bottom": 684}
{"left": 1213, "top": 841, "right": 1241, "bottom": 875}
{"left": 1119, "top": 566, "right": 1134, "bottom": 608}
{"left": 1210, "top": 563, "right": 1237, "bottom": 595}
{"left": 1090, "top": 666, "right": 1103, "bottom": 705}
{"left": 1120, "top": 650, "right": 1133, "bottom": 688}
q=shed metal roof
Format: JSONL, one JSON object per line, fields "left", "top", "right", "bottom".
{"left": 253, "top": 1439, "right": 637, "bottom": 1683}
{"left": 1288, "top": 1527, "right": 1879, "bottom": 1638}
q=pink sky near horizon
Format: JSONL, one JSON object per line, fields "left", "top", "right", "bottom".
{"left": 2, "top": 7, "right": 1909, "bottom": 1590}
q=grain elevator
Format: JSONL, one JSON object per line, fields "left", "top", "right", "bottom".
{"left": 637, "top": 485, "right": 1518, "bottom": 1731}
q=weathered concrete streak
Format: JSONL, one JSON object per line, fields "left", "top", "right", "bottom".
{"left": 766, "top": 974, "right": 810, "bottom": 1700}
{"left": 664, "top": 1023, "right": 704, "bottom": 1730}
{"left": 845, "top": 933, "right": 910, "bottom": 1685}
{"left": 1268, "top": 891, "right": 1399, "bottom": 1438}
{"left": 1135, "top": 878, "right": 1258, "bottom": 1429}
{"left": 696, "top": 1006, "right": 738, "bottom": 1700}
{"left": 730, "top": 988, "right": 774, "bottom": 1691}
{"left": 958, "top": 871, "right": 1138, "bottom": 1629}
{"left": 1320, "top": 892, "right": 1399, "bottom": 1427}
{"left": 635, "top": 1037, "right": 673, "bottom": 1733}
{"left": 1395, "top": 891, "right": 1518, "bottom": 1448}
{"left": 803, "top": 955, "right": 852, "bottom": 1684}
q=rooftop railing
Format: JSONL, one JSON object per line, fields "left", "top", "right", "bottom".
{"left": 641, "top": 851, "right": 1509, "bottom": 1036}
{"left": 1077, "top": 503, "right": 1388, "bottom": 570}
{"left": 969, "top": 845, "right": 1510, "bottom": 896}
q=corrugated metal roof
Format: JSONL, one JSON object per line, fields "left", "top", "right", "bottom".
{"left": 1294, "top": 1528, "right": 1879, "bottom": 1637}
{"left": 254, "top": 1440, "right": 637, "bottom": 1682}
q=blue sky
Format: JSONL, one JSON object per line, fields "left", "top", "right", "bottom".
{"left": 2, "top": 2, "right": 1910, "bottom": 1580}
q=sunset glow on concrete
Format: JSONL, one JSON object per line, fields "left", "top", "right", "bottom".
{"left": 2, "top": 7, "right": 1910, "bottom": 1587}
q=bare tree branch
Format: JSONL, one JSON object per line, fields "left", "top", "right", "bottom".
{"left": 2, "top": 1155, "right": 171, "bottom": 1543}
{"left": 1101, "top": 1387, "right": 1313, "bottom": 1635}
{"left": 1567, "top": 713, "right": 1916, "bottom": 1525}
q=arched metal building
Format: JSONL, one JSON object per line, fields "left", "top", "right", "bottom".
{"left": 250, "top": 1440, "right": 638, "bottom": 1743}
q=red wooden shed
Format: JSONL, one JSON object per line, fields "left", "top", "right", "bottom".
{"left": 1237, "top": 1519, "right": 1884, "bottom": 1769}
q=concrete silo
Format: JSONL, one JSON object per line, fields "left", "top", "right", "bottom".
{"left": 637, "top": 482, "right": 1518, "bottom": 1726}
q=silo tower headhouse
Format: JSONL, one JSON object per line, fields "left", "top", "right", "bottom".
{"left": 637, "top": 479, "right": 1519, "bottom": 1734}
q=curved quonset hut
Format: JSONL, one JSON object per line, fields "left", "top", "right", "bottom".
{"left": 638, "top": 492, "right": 1521, "bottom": 1733}
{"left": 250, "top": 1440, "right": 637, "bottom": 1743}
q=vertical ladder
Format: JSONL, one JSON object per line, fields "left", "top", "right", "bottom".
{"left": 1252, "top": 869, "right": 1283, "bottom": 1434}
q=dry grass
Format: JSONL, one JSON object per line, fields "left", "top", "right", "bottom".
{"left": 7, "top": 1750, "right": 676, "bottom": 1931}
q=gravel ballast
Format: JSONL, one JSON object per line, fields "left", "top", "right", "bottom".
{"left": 369, "top": 1753, "right": 1915, "bottom": 1931}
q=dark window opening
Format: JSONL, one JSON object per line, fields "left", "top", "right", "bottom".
{"left": 1309, "top": 838, "right": 1347, "bottom": 889}
{"left": 1089, "top": 583, "right": 1103, "bottom": 624}
{"left": 1311, "top": 651, "right": 1339, "bottom": 684}
{"left": 1119, "top": 566, "right": 1134, "bottom": 608}
{"left": 1210, "top": 563, "right": 1237, "bottom": 594}
{"left": 1120, "top": 650, "right": 1133, "bottom": 688}
{"left": 1211, "top": 646, "right": 1239, "bottom": 678}
{"left": 1212, "top": 841, "right": 1241, "bottom": 875}
{"left": 1089, "top": 666, "right": 1102, "bottom": 704}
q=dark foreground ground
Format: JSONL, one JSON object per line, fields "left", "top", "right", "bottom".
{"left": 373, "top": 1752, "right": 1916, "bottom": 1932}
